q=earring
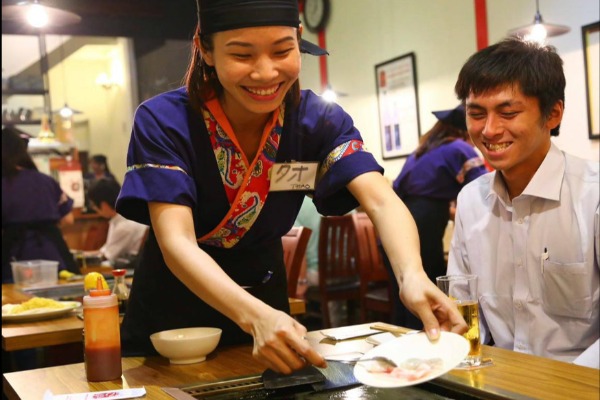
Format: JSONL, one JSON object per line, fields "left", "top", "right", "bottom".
{"left": 202, "top": 64, "right": 216, "bottom": 82}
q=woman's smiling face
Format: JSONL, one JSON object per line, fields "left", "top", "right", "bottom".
{"left": 202, "top": 25, "right": 301, "bottom": 119}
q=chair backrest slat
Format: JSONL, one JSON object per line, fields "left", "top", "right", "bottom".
{"left": 351, "top": 212, "right": 393, "bottom": 322}
{"left": 318, "top": 214, "right": 358, "bottom": 287}
{"left": 282, "top": 226, "right": 312, "bottom": 298}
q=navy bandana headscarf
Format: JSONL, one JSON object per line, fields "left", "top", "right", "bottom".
{"left": 196, "top": 0, "right": 328, "bottom": 56}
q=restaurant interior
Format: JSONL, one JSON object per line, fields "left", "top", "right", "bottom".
{"left": 2, "top": 1, "right": 599, "bottom": 399}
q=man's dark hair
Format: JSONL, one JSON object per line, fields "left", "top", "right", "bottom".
{"left": 87, "top": 178, "right": 121, "bottom": 210}
{"left": 455, "top": 37, "right": 565, "bottom": 136}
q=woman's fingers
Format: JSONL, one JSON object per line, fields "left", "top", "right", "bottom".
{"left": 252, "top": 315, "right": 325, "bottom": 373}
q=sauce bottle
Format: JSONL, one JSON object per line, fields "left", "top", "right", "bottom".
{"left": 83, "top": 277, "right": 122, "bottom": 381}
{"left": 111, "top": 269, "right": 129, "bottom": 315}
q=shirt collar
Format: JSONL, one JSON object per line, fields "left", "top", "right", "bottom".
{"left": 488, "top": 142, "right": 564, "bottom": 204}
{"left": 521, "top": 142, "right": 563, "bottom": 201}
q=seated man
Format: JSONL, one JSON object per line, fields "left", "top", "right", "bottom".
{"left": 448, "top": 37, "right": 599, "bottom": 368}
{"left": 86, "top": 179, "right": 149, "bottom": 266}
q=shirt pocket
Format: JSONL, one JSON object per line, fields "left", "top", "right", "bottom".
{"left": 541, "top": 260, "right": 592, "bottom": 319}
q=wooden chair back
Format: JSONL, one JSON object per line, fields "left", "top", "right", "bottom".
{"left": 282, "top": 226, "right": 312, "bottom": 298}
{"left": 81, "top": 222, "right": 109, "bottom": 251}
{"left": 308, "top": 213, "right": 361, "bottom": 328}
{"left": 351, "top": 212, "right": 393, "bottom": 322}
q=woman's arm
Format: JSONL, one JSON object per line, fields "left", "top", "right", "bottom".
{"left": 347, "top": 172, "right": 467, "bottom": 338}
{"left": 149, "top": 202, "right": 326, "bottom": 374}
{"left": 59, "top": 211, "right": 74, "bottom": 226}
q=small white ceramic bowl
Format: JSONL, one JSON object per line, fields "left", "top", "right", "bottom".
{"left": 150, "top": 327, "right": 222, "bottom": 364}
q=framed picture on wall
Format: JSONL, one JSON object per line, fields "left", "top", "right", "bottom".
{"left": 582, "top": 21, "right": 599, "bottom": 139}
{"left": 374, "top": 52, "right": 421, "bottom": 159}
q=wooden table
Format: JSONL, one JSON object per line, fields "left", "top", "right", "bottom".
{"left": 3, "top": 323, "right": 598, "bottom": 400}
{"left": 2, "top": 284, "right": 305, "bottom": 351}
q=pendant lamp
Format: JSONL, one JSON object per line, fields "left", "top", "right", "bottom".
{"left": 52, "top": 36, "right": 82, "bottom": 119}
{"left": 2, "top": 0, "right": 82, "bottom": 28}
{"left": 507, "top": 0, "right": 570, "bottom": 43}
{"left": 321, "top": 84, "right": 347, "bottom": 103}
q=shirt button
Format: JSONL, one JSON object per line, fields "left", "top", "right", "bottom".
{"left": 515, "top": 301, "right": 522, "bottom": 310}
{"left": 516, "top": 258, "right": 522, "bottom": 267}
{"left": 517, "top": 218, "right": 524, "bottom": 224}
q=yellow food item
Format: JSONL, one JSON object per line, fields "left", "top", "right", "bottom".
{"left": 8, "top": 297, "right": 65, "bottom": 314}
{"left": 84, "top": 272, "right": 109, "bottom": 291}
{"left": 59, "top": 270, "right": 75, "bottom": 280}
{"left": 84, "top": 272, "right": 109, "bottom": 290}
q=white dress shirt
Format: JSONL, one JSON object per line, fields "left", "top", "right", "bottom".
{"left": 448, "top": 143, "right": 599, "bottom": 368}
{"left": 100, "top": 213, "right": 149, "bottom": 263}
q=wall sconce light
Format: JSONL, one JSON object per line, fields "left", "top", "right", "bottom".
{"left": 2, "top": 0, "right": 81, "bottom": 28}
{"left": 96, "top": 73, "right": 118, "bottom": 90}
{"left": 507, "top": 0, "right": 570, "bottom": 43}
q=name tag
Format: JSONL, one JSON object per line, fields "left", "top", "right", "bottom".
{"left": 270, "top": 162, "right": 318, "bottom": 191}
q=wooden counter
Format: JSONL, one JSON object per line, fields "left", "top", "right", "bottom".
{"left": 3, "top": 323, "right": 599, "bottom": 400}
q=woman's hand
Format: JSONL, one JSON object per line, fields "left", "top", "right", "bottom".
{"left": 399, "top": 269, "right": 467, "bottom": 339}
{"left": 249, "top": 308, "right": 327, "bottom": 374}
{"left": 149, "top": 202, "right": 326, "bottom": 374}
{"left": 347, "top": 172, "right": 467, "bottom": 340}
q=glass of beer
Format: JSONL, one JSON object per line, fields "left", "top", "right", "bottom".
{"left": 436, "top": 274, "right": 481, "bottom": 368}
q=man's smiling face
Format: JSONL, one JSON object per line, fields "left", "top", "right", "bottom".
{"left": 465, "top": 84, "right": 561, "bottom": 183}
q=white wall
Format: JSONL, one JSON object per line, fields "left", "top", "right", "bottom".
{"left": 300, "top": 0, "right": 599, "bottom": 181}
{"left": 46, "top": 38, "right": 134, "bottom": 182}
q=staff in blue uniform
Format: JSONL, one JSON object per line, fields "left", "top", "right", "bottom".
{"left": 2, "top": 127, "right": 79, "bottom": 282}
{"left": 383, "top": 104, "right": 488, "bottom": 329}
{"left": 116, "top": 0, "right": 466, "bottom": 374}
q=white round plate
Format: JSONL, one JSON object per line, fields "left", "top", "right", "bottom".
{"left": 2, "top": 301, "right": 81, "bottom": 322}
{"left": 354, "top": 331, "right": 469, "bottom": 388}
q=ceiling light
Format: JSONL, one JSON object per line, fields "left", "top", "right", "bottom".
{"left": 321, "top": 84, "right": 347, "bottom": 103}
{"left": 57, "top": 103, "right": 82, "bottom": 118}
{"left": 2, "top": 0, "right": 82, "bottom": 28}
{"left": 52, "top": 36, "right": 82, "bottom": 119}
{"left": 507, "top": 0, "right": 570, "bottom": 43}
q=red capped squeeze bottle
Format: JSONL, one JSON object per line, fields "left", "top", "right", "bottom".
{"left": 111, "top": 269, "right": 129, "bottom": 315}
{"left": 83, "top": 277, "right": 122, "bottom": 381}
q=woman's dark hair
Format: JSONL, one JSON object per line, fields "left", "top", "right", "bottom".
{"left": 184, "top": 24, "right": 301, "bottom": 115}
{"left": 90, "top": 154, "right": 111, "bottom": 175}
{"left": 2, "top": 127, "right": 38, "bottom": 178}
{"left": 455, "top": 37, "right": 565, "bottom": 136}
{"left": 414, "top": 120, "right": 469, "bottom": 158}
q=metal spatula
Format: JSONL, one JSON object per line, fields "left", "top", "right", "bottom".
{"left": 261, "top": 365, "right": 325, "bottom": 390}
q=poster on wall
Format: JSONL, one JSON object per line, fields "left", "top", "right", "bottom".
{"left": 582, "top": 21, "right": 599, "bottom": 139}
{"left": 375, "top": 52, "right": 421, "bottom": 159}
{"left": 57, "top": 162, "right": 85, "bottom": 208}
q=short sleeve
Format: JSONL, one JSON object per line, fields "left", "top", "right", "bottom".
{"left": 293, "top": 91, "right": 383, "bottom": 215}
{"left": 57, "top": 191, "right": 74, "bottom": 218}
{"left": 116, "top": 90, "right": 198, "bottom": 225}
{"left": 445, "top": 141, "right": 487, "bottom": 185}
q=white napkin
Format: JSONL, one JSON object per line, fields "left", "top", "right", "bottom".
{"left": 43, "top": 387, "right": 146, "bottom": 400}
